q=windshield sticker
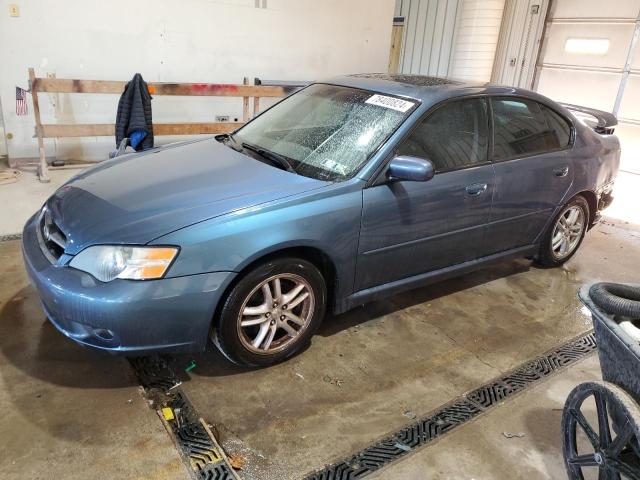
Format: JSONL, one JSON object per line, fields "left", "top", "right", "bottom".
{"left": 365, "top": 94, "right": 415, "bottom": 113}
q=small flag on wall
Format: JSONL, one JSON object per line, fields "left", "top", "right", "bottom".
{"left": 16, "top": 86, "right": 28, "bottom": 115}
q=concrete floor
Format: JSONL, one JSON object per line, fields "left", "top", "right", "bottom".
{"left": 0, "top": 163, "right": 638, "bottom": 478}
{"left": 368, "top": 353, "right": 603, "bottom": 480}
{"left": 171, "top": 218, "right": 640, "bottom": 479}
{"left": 0, "top": 164, "right": 76, "bottom": 236}
{"left": 0, "top": 240, "right": 185, "bottom": 479}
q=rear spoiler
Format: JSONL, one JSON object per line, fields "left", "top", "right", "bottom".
{"left": 559, "top": 103, "right": 618, "bottom": 135}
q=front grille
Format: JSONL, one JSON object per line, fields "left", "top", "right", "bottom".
{"left": 37, "top": 208, "right": 67, "bottom": 263}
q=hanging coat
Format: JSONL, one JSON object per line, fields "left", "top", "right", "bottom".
{"left": 115, "top": 73, "right": 153, "bottom": 151}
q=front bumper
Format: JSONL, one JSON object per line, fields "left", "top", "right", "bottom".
{"left": 21, "top": 215, "right": 235, "bottom": 354}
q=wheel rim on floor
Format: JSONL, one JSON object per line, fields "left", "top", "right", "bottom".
{"left": 237, "top": 273, "right": 315, "bottom": 354}
{"left": 562, "top": 382, "right": 640, "bottom": 480}
{"left": 552, "top": 205, "right": 585, "bottom": 260}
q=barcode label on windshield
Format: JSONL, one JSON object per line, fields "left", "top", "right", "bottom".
{"left": 365, "top": 94, "right": 415, "bottom": 112}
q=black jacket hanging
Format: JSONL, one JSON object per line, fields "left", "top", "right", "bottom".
{"left": 115, "top": 73, "right": 153, "bottom": 151}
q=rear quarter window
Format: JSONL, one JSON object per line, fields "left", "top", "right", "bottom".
{"left": 542, "top": 105, "right": 571, "bottom": 148}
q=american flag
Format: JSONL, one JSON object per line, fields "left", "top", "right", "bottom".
{"left": 16, "top": 86, "right": 28, "bottom": 116}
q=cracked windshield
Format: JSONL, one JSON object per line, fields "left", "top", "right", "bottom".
{"left": 232, "top": 83, "right": 416, "bottom": 181}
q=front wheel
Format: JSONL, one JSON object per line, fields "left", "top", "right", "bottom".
{"left": 212, "top": 257, "right": 326, "bottom": 367}
{"left": 536, "top": 196, "right": 589, "bottom": 267}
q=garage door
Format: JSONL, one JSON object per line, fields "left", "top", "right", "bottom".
{"left": 534, "top": 0, "right": 640, "bottom": 173}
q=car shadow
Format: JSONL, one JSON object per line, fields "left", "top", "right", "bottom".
{"left": 0, "top": 255, "right": 533, "bottom": 384}
{"left": 0, "top": 256, "right": 535, "bottom": 386}
{"left": 317, "top": 257, "right": 533, "bottom": 337}
{"left": 179, "top": 257, "right": 534, "bottom": 378}
{"left": 0, "top": 286, "right": 137, "bottom": 389}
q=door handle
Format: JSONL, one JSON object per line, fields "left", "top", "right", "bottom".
{"left": 465, "top": 183, "right": 488, "bottom": 196}
{"left": 553, "top": 166, "right": 569, "bottom": 177}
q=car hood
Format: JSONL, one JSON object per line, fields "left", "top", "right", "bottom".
{"left": 46, "top": 138, "right": 329, "bottom": 254}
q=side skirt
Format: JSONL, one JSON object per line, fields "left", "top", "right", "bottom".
{"left": 335, "top": 244, "right": 538, "bottom": 314}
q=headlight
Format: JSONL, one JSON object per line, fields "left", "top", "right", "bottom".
{"left": 69, "top": 245, "right": 179, "bottom": 282}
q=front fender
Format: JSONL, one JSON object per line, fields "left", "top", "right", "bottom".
{"left": 152, "top": 180, "right": 364, "bottom": 303}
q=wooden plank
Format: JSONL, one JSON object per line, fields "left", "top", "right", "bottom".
{"left": 34, "top": 78, "right": 126, "bottom": 94}
{"left": 33, "top": 77, "right": 287, "bottom": 97}
{"left": 242, "top": 77, "right": 250, "bottom": 122}
{"left": 42, "top": 124, "right": 115, "bottom": 137}
{"left": 253, "top": 96, "right": 260, "bottom": 118}
{"left": 388, "top": 23, "right": 405, "bottom": 74}
{"left": 154, "top": 123, "right": 243, "bottom": 136}
{"left": 41, "top": 122, "right": 243, "bottom": 138}
{"left": 29, "top": 68, "right": 50, "bottom": 182}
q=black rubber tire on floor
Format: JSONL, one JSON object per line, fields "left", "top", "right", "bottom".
{"left": 212, "top": 257, "right": 326, "bottom": 367}
{"left": 535, "top": 195, "right": 589, "bottom": 268}
{"left": 561, "top": 381, "right": 640, "bottom": 480}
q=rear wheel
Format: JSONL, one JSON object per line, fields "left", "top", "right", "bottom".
{"left": 212, "top": 257, "right": 326, "bottom": 367}
{"left": 536, "top": 196, "right": 589, "bottom": 267}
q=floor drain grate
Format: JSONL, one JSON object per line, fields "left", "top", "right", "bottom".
{"left": 129, "top": 356, "right": 239, "bottom": 480}
{"left": 306, "top": 331, "right": 597, "bottom": 479}
{"left": 0, "top": 233, "right": 22, "bottom": 242}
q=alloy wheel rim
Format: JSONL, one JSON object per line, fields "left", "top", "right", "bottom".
{"left": 551, "top": 205, "right": 585, "bottom": 260}
{"left": 237, "top": 273, "right": 315, "bottom": 354}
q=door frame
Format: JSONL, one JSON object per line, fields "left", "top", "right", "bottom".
{"left": 492, "top": 0, "right": 550, "bottom": 89}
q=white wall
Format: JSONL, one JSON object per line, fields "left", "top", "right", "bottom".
{"left": 0, "top": 0, "right": 395, "bottom": 161}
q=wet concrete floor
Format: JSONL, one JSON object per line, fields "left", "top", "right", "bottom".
{"left": 0, "top": 242, "right": 184, "bottom": 479}
{"left": 173, "top": 219, "right": 640, "bottom": 479}
{"left": 0, "top": 217, "right": 638, "bottom": 479}
{"left": 368, "top": 352, "right": 604, "bottom": 479}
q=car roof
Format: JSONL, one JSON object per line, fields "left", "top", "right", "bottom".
{"left": 320, "top": 73, "right": 556, "bottom": 109}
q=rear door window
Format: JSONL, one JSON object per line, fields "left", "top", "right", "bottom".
{"left": 491, "top": 98, "right": 572, "bottom": 161}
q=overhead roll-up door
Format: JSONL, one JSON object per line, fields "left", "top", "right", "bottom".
{"left": 535, "top": 0, "right": 640, "bottom": 173}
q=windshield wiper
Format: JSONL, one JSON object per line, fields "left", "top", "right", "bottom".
{"left": 241, "top": 142, "right": 296, "bottom": 173}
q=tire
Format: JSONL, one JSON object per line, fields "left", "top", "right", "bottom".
{"left": 536, "top": 196, "right": 589, "bottom": 268}
{"left": 561, "top": 381, "right": 640, "bottom": 480}
{"left": 212, "top": 257, "right": 326, "bottom": 367}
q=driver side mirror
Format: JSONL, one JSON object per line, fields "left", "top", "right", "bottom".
{"left": 387, "top": 155, "right": 435, "bottom": 182}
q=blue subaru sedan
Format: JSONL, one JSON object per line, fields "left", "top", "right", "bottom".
{"left": 22, "top": 74, "right": 619, "bottom": 366}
